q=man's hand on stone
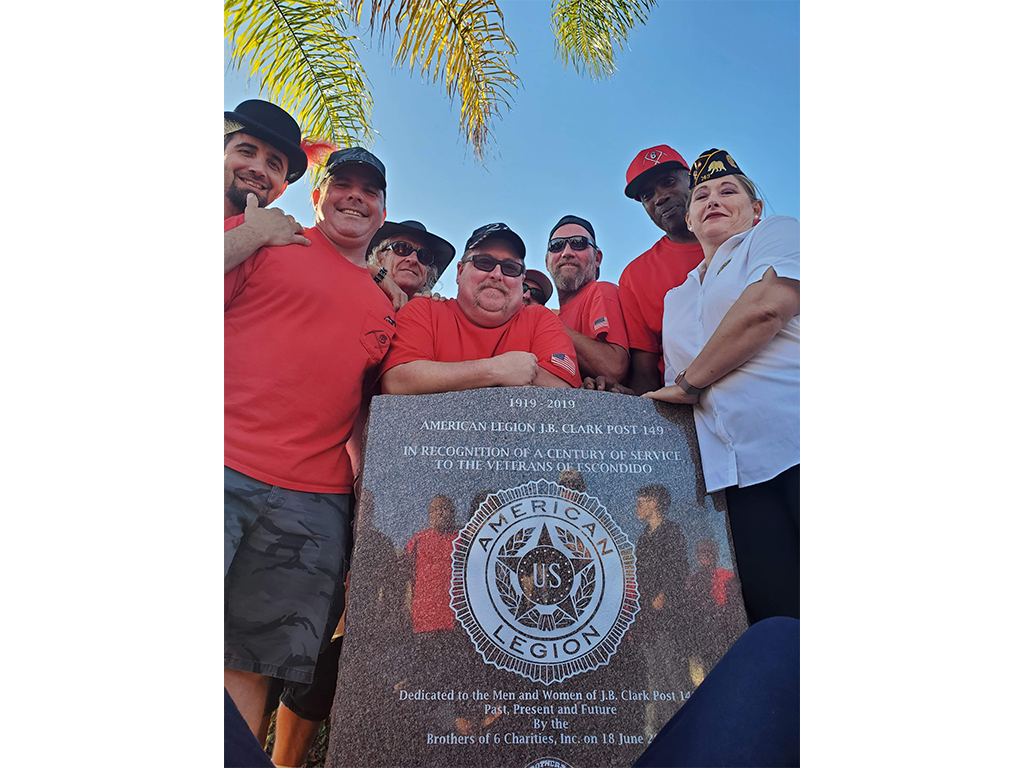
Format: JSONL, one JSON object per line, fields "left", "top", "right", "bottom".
{"left": 244, "top": 193, "right": 311, "bottom": 248}
{"left": 491, "top": 351, "right": 540, "bottom": 387}
{"left": 583, "top": 375, "right": 635, "bottom": 395}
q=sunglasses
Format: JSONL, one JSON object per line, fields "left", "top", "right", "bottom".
{"left": 523, "top": 285, "right": 545, "bottom": 304}
{"left": 384, "top": 240, "right": 434, "bottom": 266}
{"left": 463, "top": 253, "right": 525, "bottom": 277}
{"left": 547, "top": 236, "right": 597, "bottom": 253}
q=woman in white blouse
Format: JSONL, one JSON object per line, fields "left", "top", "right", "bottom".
{"left": 644, "top": 148, "right": 799, "bottom": 624}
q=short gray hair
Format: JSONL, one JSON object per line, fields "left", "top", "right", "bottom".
{"left": 367, "top": 236, "right": 439, "bottom": 293}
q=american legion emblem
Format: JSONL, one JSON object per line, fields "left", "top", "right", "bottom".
{"left": 451, "top": 480, "right": 638, "bottom": 684}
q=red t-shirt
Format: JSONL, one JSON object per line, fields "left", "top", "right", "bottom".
{"left": 224, "top": 220, "right": 395, "bottom": 493}
{"left": 618, "top": 237, "right": 705, "bottom": 354}
{"left": 557, "top": 280, "right": 629, "bottom": 351}
{"left": 406, "top": 528, "right": 457, "bottom": 633}
{"left": 380, "top": 299, "right": 582, "bottom": 387}
{"left": 711, "top": 568, "right": 736, "bottom": 607}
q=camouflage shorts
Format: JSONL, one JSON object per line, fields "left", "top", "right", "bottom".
{"left": 224, "top": 467, "right": 352, "bottom": 684}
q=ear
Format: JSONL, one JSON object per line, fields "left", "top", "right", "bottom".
{"left": 311, "top": 187, "right": 321, "bottom": 208}
{"left": 594, "top": 248, "right": 603, "bottom": 267}
{"left": 685, "top": 211, "right": 693, "bottom": 231}
{"left": 752, "top": 199, "right": 764, "bottom": 219}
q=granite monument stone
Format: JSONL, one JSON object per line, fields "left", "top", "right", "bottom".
{"left": 327, "top": 387, "right": 746, "bottom": 768}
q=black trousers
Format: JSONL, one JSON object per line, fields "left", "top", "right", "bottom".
{"left": 725, "top": 464, "right": 800, "bottom": 623}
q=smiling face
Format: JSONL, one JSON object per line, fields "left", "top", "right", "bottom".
{"left": 685, "top": 175, "right": 763, "bottom": 252}
{"left": 224, "top": 132, "right": 289, "bottom": 216}
{"left": 636, "top": 166, "right": 694, "bottom": 240}
{"left": 455, "top": 238, "right": 525, "bottom": 327}
{"left": 380, "top": 235, "right": 430, "bottom": 297}
{"left": 312, "top": 166, "right": 386, "bottom": 255}
{"left": 545, "top": 223, "right": 601, "bottom": 296}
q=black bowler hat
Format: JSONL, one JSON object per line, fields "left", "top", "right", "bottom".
{"left": 323, "top": 147, "right": 387, "bottom": 190}
{"left": 224, "top": 100, "right": 308, "bottom": 183}
{"left": 464, "top": 222, "right": 527, "bottom": 261}
{"left": 367, "top": 220, "right": 457, "bottom": 276}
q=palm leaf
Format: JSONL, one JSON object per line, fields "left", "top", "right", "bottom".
{"left": 348, "top": 0, "right": 520, "bottom": 160}
{"left": 225, "top": 0, "right": 375, "bottom": 163}
{"left": 552, "top": 0, "right": 657, "bottom": 79}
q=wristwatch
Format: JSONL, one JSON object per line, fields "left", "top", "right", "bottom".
{"left": 373, "top": 266, "right": 388, "bottom": 285}
{"left": 674, "top": 371, "right": 706, "bottom": 396}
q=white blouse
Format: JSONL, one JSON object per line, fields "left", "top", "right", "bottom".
{"left": 662, "top": 216, "right": 800, "bottom": 492}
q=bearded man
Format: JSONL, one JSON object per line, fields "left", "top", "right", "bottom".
{"left": 544, "top": 215, "right": 629, "bottom": 382}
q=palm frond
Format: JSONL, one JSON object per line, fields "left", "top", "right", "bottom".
{"left": 346, "top": 0, "right": 403, "bottom": 36}
{"left": 347, "top": 0, "right": 520, "bottom": 161}
{"left": 225, "top": 0, "right": 375, "bottom": 165}
{"left": 552, "top": 0, "right": 657, "bottom": 79}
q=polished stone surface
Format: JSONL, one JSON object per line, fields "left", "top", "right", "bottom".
{"left": 327, "top": 387, "right": 746, "bottom": 768}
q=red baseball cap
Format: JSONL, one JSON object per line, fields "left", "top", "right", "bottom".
{"left": 624, "top": 145, "right": 689, "bottom": 199}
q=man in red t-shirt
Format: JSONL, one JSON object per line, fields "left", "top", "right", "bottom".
{"left": 224, "top": 146, "right": 393, "bottom": 734}
{"left": 544, "top": 214, "right": 629, "bottom": 383}
{"left": 380, "top": 222, "right": 582, "bottom": 392}
{"left": 223, "top": 100, "right": 312, "bottom": 273}
{"left": 614, "top": 145, "right": 706, "bottom": 394}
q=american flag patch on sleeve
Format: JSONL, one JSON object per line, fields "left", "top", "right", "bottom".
{"left": 593, "top": 316, "right": 610, "bottom": 332}
{"left": 550, "top": 352, "right": 576, "bottom": 377}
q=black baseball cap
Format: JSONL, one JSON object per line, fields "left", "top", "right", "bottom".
{"left": 322, "top": 147, "right": 386, "bottom": 190}
{"left": 464, "top": 222, "right": 526, "bottom": 261}
{"left": 548, "top": 214, "right": 597, "bottom": 244}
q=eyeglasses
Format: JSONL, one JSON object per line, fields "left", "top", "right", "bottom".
{"left": 523, "top": 285, "right": 545, "bottom": 304}
{"left": 547, "top": 236, "right": 597, "bottom": 253}
{"left": 384, "top": 240, "right": 434, "bottom": 266}
{"left": 463, "top": 253, "right": 525, "bottom": 277}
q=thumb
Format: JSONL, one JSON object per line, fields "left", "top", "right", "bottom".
{"left": 245, "top": 192, "right": 259, "bottom": 213}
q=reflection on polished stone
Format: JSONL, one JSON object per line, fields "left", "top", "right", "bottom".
{"left": 327, "top": 387, "right": 746, "bottom": 768}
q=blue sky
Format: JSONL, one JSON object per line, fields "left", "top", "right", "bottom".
{"left": 224, "top": 0, "right": 798, "bottom": 298}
